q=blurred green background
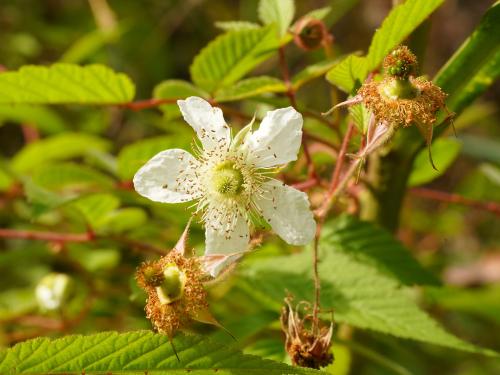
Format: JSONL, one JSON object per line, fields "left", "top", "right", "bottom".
{"left": 0, "top": 1, "right": 499, "bottom": 374}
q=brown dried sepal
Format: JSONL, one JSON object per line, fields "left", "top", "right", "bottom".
{"left": 280, "top": 296, "right": 333, "bottom": 369}
{"left": 136, "top": 251, "right": 208, "bottom": 337}
{"left": 358, "top": 76, "right": 447, "bottom": 128}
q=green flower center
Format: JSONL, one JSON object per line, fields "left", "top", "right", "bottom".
{"left": 212, "top": 161, "right": 244, "bottom": 197}
{"left": 155, "top": 263, "right": 186, "bottom": 305}
{"left": 379, "top": 78, "right": 419, "bottom": 100}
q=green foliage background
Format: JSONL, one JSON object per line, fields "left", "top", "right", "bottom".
{"left": 0, "top": 1, "right": 499, "bottom": 374}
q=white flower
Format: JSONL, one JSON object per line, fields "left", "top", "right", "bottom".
{"left": 133, "top": 97, "right": 316, "bottom": 275}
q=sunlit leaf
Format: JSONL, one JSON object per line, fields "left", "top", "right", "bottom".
{"left": 190, "top": 26, "right": 282, "bottom": 93}
{"left": 258, "top": 0, "right": 295, "bottom": 36}
{"left": 0, "top": 64, "right": 135, "bottom": 105}
{"left": 215, "top": 76, "right": 286, "bottom": 102}
{"left": 292, "top": 58, "right": 340, "bottom": 90}
{"left": 215, "top": 21, "right": 261, "bottom": 32}
{"left": 0, "top": 331, "right": 325, "bottom": 374}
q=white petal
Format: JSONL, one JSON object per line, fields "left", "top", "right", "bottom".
{"left": 256, "top": 179, "right": 316, "bottom": 245}
{"left": 245, "top": 107, "right": 303, "bottom": 168}
{"left": 133, "top": 149, "right": 199, "bottom": 203}
{"left": 177, "top": 96, "right": 230, "bottom": 151}
{"left": 205, "top": 212, "right": 249, "bottom": 276}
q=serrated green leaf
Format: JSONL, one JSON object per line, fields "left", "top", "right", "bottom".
{"left": 12, "top": 133, "right": 110, "bottom": 173}
{"left": 408, "top": 138, "right": 462, "bottom": 186}
{"left": 190, "top": 26, "right": 282, "bottom": 93}
{"left": 32, "top": 162, "right": 114, "bottom": 190}
{"left": 434, "top": 1, "right": 500, "bottom": 116}
{"left": 117, "top": 136, "right": 190, "bottom": 180}
{"left": 0, "top": 105, "right": 66, "bottom": 134}
{"left": 0, "top": 64, "right": 135, "bottom": 105}
{"left": 153, "top": 79, "right": 208, "bottom": 120}
{"left": 325, "top": 54, "right": 365, "bottom": 93}
{"left": 328, "top": 215, "right": 439, "bottom": 286}
{"left": 292, "top": 58, "right": 340, "bottom": 90}
{"left": 0, "top": 331, "right": 325, "bottom": 374}
{"left": 69, "top": 193, "right": 120, "bottom": 228}
{"left": 215, "top": 76, "right": 286, "bottom": 102}
{"left": 258, "top": 0, "right": 295, "bottom": 36}
{"left": 215, "top": 21, "right": 261, "bottom": 32}
{"left": 240, "top": 220, "right": 497, "bottom": 356}
{"left": 365, "top": 0, "right": 444, "bottom": 73}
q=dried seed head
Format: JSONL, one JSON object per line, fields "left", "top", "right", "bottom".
{"left": 280, "top": 295, "right": 334, "bottom": 369}
{"left": 358, "top": 76, "right": 447, "bottom": 128}
{"left": 136, "top": 251, "right": 208, "bottom": 337}
{"left": 293, "top": 17, "right": 332, "bottom": 51}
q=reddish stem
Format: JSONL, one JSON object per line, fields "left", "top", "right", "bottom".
{"left": 0, "top": 228, "right": 93, "bottom": 242}
{"left": 410, "top": 187, "right": 500, "bottom": 215}
{"left": 121, "top": 98, "right": 178, "bottom": 111}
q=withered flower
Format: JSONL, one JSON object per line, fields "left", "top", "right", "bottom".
{"left": 136, "top": 222, "right": 220, "bottom": 338}
{"left": 280, "top": 295, "right": 333, "bottom": 369}
{"left": 327, "top": 46, "right": 451, "bottom": 168}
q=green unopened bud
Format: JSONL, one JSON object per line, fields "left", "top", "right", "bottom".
{"left": 379, "top": 77, "right": 419, "bottom": 100}
{"left": 35, "top": 273, "right": 74, "bottom": 312}
{"left": 155, "top": 263, "right": 186, "bottom": 305}
{"left": 212, "top": 162, "right": 244, "bottom": 196}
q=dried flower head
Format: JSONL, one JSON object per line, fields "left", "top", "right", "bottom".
{"left": 326, "top": 45, "right": 451, "bottom": 169}
{"left": 137, "top": 251, "right": 208, "bottom": 337}
{"left": 280, "top": 296, "right": 333, "bottom": 369}
{"left": 358, "top": 75, "right": 446, "bottom": 128}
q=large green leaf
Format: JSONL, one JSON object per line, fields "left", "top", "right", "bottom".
{"left": 434, "top": 1, "right": 500, "bottom": 116}
{"left": 190, "top": 26, "right": 281, "bottom": 93}
{"left": 11, "top": 133, "right": 110, "bottom": 173}
{"left": 0, "top": 331, "right": 324, "bottom": 374}
{"left": 215, "top": 76, "right": 286, "bottom": 102}
{"left": 240, "top": 219, "right": 497, "bottom": 355}
{"left": 408, "top": 138, "right": 462, "bottom": 187}
{"left": 215, "top": 21, "right": 261, "bottom": 32}
{"left": 69, "top": 193, "right": 120, "bottom": 228}
{"left": 258, "top": 0, "right": 295, "bottom": 36}
{"left": 0, "top": 64, "right": 135, "bottom": 105}
{"left": 327, "top": 215, "right": 439, "bottom": 285}
{"left": 365, "top": 0, "right": 444, "bottom": 74}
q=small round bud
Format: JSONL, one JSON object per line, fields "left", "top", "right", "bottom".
{"left": 35, "top": 273, "right": 73, "bottom": 312}
{"left": 293, "top": 17, "right": 332, "bottom": 51}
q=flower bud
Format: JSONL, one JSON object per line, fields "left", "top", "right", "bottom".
{"left": 293, "top": 17, "right": 331, "bottom": 51}
{"left": 35, "top": 273, "right": 73, "bottom": 312}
